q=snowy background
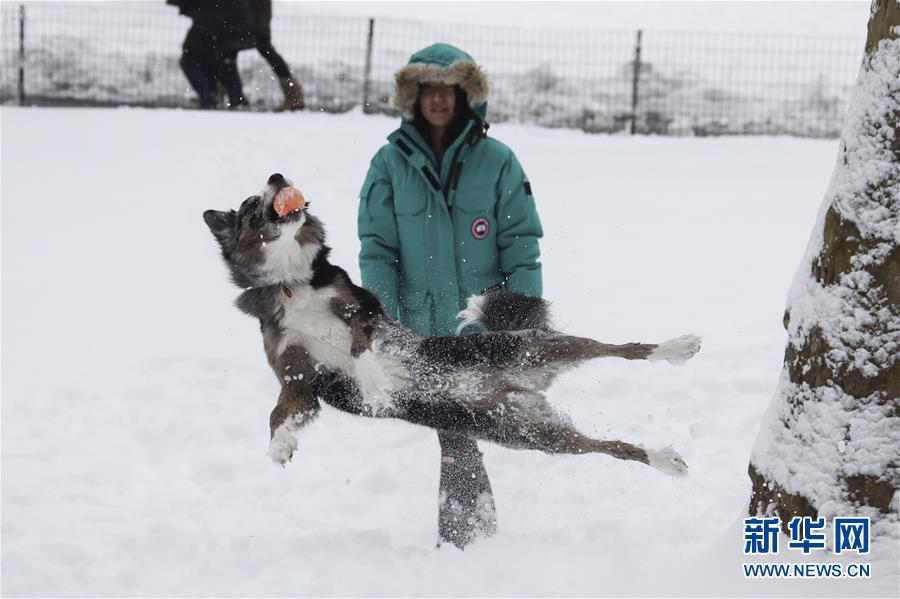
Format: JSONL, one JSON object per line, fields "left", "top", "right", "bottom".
{"left": 2, "top": 1, "right": 898, "bottom": 597}
{"left": 0, "top": 1, "right": 869, "bottom": 135}
{"left": 295, "top": 0, "right": 870, "bottom": 35}
{"left": 2, "top": 105, "right": 898, "bottom": 597}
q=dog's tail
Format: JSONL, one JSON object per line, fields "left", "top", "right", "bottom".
{"left": 456, "top": 291, "right": 552, "bottom": 334}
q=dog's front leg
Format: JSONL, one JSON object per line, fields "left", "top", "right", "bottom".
{"left": 269, "top": 345, "right": 319, "bottom": 466}
{"left": 267, "top": 344, "right": 321, "bottom": 466}
{"left": 268, "top": 384, "right": 320, "bottom": 466}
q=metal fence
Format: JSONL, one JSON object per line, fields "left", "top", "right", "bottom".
{"left": 0, "top": 1, "right": 863, "bottom": 137}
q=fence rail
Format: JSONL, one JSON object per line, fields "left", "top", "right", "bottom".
{"left": 0, "top": 1, "right": 863, "bottom": 137}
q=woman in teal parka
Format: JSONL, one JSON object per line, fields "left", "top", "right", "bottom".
{"left": 358, "top": 43, "right": 543, "bottom": 549}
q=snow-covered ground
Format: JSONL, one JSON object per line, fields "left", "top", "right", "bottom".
{"left": 1, "top": 106, "right": 897, "bottom": 597}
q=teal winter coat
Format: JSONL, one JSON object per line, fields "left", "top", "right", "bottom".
{"left": 358, "top": 44, "right": 543, "bottom": 336}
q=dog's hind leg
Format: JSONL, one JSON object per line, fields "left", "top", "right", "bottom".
{"left": 526, "top": 424, "right": 688, "bottom": 476}
{"left": 585, "top": 438, "right": 687, "bottom": 476}
{"left": 529, "top": 334, "right": 701, "bottom": 365}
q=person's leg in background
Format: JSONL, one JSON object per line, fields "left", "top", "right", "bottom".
{"left": 179, "top": 29, "right": 218, "bottom": 109}
{"left": 254, "top": 30, "right": 304, "bottom": 111}
{"left": 216, "top": 47, "right": 247, "bottom": 108}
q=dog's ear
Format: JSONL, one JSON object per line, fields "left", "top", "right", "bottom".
{"left": 203, "top": 209, "right": 237, "bottom": 251}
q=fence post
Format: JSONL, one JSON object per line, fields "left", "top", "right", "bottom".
{"left": 18, "top": 3, "right": 25, "bottom": 106}
{"left": 630, "top": 29, "right": 642, "bottom": 134}
{"left": 362, "top": 18, "right": 374, "bottom": 114}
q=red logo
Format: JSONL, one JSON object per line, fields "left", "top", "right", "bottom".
{"left": 471, "top": 217, "right": 490, "bottom": 240}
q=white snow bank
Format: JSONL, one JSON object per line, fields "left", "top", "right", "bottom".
{"left": 751, "top": 38, "right": 899, "bottom": 544}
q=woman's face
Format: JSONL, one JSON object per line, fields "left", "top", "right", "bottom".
{"left": 419, "top": 84, "right": 456, "bottom": 129}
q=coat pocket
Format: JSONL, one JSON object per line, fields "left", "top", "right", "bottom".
{"left": 394, "top": 189, "right": 427, "bottom": 215}
{"left": 393, "top": 189, "right": 428, "bottom": 290}
{"left": 399, "top": 291, "right": 433, "bottom": 335}
{"left": 453, "top": 184, "right": 494, "bottom": 214}
{"left": 454, "top": 184, "right": 495, "bottom": 240}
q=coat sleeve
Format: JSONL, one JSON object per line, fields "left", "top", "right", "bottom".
{"left": 495, "top": 150, "right": 543, "bottom": 297}
{"left": 358, "top": 151, "right": 401, "bottom": 319}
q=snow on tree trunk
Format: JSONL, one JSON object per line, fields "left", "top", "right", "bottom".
{"left": 748, "top": 0, "right": 899, "bottom": 543}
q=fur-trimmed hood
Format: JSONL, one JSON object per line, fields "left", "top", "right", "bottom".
{"left": 391, "top": 43, "right": 489, "bottom": 121}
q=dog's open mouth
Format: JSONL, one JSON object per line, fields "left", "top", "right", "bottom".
{"left": 265, "top": 198, "right": 304, "bottom": 225}
{"left": 267, "top": 177, "right": 306, "bottom": 225}
{"left": 275, "top": 206, "right": 304, "bottom": 225}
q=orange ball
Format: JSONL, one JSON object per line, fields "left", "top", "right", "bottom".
{"left": 273, "top": 186, "right": 306, "bottom": 216}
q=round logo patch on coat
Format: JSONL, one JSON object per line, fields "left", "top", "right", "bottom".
{"left": 471, "top": 217, "right": 490, "bottom": 240}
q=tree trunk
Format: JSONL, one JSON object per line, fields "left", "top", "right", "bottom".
{"left": 748, "top": 0, "right": 899, "bottom": 542}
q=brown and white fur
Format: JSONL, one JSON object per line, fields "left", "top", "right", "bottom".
{"left": 203, "top": 174, "right": 701, "bottom": 475}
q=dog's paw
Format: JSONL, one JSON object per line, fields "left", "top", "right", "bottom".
{"left": 648, "top": 334, "right": 702, "bottom": 365}
{"left": 646, "top": 446, "right": 688, "bottom": 477}
{"left": 267, "top": 423, "right": 299, "bottom": 467}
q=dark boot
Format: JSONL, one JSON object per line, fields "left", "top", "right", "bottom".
{"left": 437, "top": 431, "right": 497, "bottom": 549}
{"left": 275, "top": 77, "right": 305, "bottom": 111}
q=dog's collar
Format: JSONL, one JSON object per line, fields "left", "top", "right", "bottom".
{"left": 281, "top": 285, "right": 293, "bottom": 298}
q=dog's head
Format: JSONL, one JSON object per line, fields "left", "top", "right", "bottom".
{"left": 203, "top": 173, "right": 326, "bottom": 289}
